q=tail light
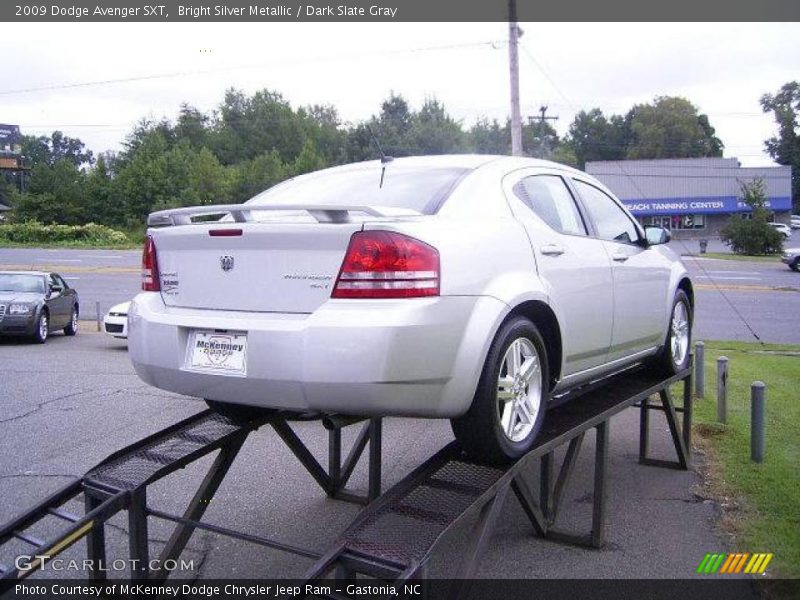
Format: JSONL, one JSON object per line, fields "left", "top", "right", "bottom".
{"left": 332, "top": 231, "right": 440, "bottom": 299}
{"left": 142, "top": 235, "right": 161, "bottom": 291}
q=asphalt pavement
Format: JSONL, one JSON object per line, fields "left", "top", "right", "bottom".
{"left": 0, "top": 332, "right": 721, "bottom": 580}
{"left": 0, "top": 240, "right": 797, "bottom": 343}
{"left": 0, "top": 241, "right": 796, "bottom": 581}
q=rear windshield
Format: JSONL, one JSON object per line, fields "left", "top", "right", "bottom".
{"left": 0, "top": 274, "right": 45, "bottom": 294}
{"left": 246, "top": 164, "right": 469, "bottom": 215}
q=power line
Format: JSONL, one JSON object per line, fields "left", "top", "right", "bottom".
{"left": 0, "top": 39, "right": 505, "bottom": 97}
{"left": 518, "top": 41, "right": 771, "bottom": 344}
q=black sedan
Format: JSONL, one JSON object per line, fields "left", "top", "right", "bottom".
{"left": 0, "top": 271, "right": 79, "bottom": 343}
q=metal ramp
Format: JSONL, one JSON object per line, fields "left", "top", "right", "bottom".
{"left": 0, "top": 410, "right": 383, "bottom": 587}
{"left": 0, "top": 363, "right": 692, "bottom": 592}
{"left": 304, "top": 365, "right": 693, "bottom": 593}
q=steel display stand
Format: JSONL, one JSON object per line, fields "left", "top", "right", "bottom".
{"left": 0, "top": 362, "right": 692, "bottom": 594}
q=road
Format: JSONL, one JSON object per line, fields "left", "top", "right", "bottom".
{"left": 0, "top": 247, "right": 140, "bottom": 319}
{"left": 3, "top": 244, "right": 789, "bottom": 580}
{"left": 1, "top": 244, "right": 797, "bottom": 343}
{"left": 684, "top": 256, "right": 799, "bottom": 344}
{"left": 0, "top": 331, "right": 720, "bottom": 580}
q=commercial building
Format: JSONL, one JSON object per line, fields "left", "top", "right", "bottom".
{"left": 0, "top": 124, "right": 26, "bottom": 203}
{"left": 585, "top": 157, "right": 793, "bottom": 239}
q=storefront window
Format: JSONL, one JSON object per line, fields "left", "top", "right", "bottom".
{"left": 642, "top": 215, "right": 705, "bottom": 230}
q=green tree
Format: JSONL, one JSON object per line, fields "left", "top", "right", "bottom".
{"left": 230, "top": 150, "right": 287, "bottom": 202}
{"left": 720, "top": 179, "right": 783, "bottom": 255}
{"left": 626, "top": 96, "right": 723, "bottom": 159}
{"left": 291, "top": 139, "right": 326, "bottom": 176}
{"left": 175, "top": 103, "right": 210, "bottom": 149}
{"left": 760, "top": 81, "right": 800, "bottom": 210}
{"left": 566, "top": 109, "right": 628, "bottom": 169}
{"left": 113, "top": 129, "right": 173, "bottom": 223}
{"left": 300, "top": 104, "right": 347, "bottom": 165}
{"left": 187, "top": 147, "right": 230, "bottom": 205}
{"left": 523, "top": 118, "right": 559, "bottom": 160}
{"left": 212, "top": 88, "right": 307, "bottom": 165}
{"left": 469, "top": 118, "right": 508, "bottom": 154}
{"left": 21, "top": 131, "right": 94, "bottom": 169}
{"left": 407, "top": 98, "right": 466, "bottom": 155}
{"left": 84, "top": 155, "right": 123, "bottom": 225}
{"left": 13, "top": 159, "right": 87, "bottom": 224}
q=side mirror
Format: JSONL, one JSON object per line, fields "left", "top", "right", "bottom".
{"left": 644, "top": 226, "right": 671, "bottom": 246}
{"left": 49, "top": 284, "right": 63, "bottom": 297}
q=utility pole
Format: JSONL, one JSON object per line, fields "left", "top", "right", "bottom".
{"left": 528, "top": 105, "right": 558, "bottom": 159}
{"left": 508, "top": 0, "right": 523, "bottom": 156}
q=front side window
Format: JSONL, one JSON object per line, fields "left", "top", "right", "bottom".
{"left": 573, "top": 180, "right": 640, "bottom": 244}
{"left": 513, "top": 175, "right": 587, "bottom": 236}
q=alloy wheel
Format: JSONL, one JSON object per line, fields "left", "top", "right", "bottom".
{"left": 670, "top": 301, "right": 689, "bottom": 367}
{"left": 39, "top": 313, "right": 48, "bottom": 341}
{"left": 496, "top": 338, "right": 542, "bottom": 442}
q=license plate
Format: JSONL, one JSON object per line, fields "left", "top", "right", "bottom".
{"left": 187, "top": 330, "right": 247, "bottom": 375}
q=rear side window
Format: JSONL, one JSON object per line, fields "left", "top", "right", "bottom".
{"left": 248, "top": 165, "right": 470, "bottom": 215}
{"left": 573, "top": 179, "right": 640, "bottom": 244}
{"left": 513, "top": 175, "right": 587, "bottom": 236}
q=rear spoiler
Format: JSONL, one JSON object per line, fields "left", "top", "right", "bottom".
{"left": 147, "top": 204, "right": 418, "bottom": 226}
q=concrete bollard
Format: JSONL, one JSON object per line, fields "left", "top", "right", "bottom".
{"left": 716, "top": 356, "right": 728, "bottom": 423}
{"left": 95, "top": 301, "right": 101, "bottom": 332}
{"left": 695, "top": 341, "right": 705, "bottom": 399}
{"left": 751, "top": 381, "right": 766, "bottom": 463}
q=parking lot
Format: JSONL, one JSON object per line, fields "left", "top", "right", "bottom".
{"left": 1, "top": 243, "right": 797, "bottom": 581}
{"left": 1, "top": 330, "right": 723, "bottom": 580}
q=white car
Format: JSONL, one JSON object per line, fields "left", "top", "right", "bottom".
{"left": 782, "top": 248, "right": 800, "bottom": 272}
{"left": 128, "top": 155, "right": 693, "bottom": 462}
{"left": 790, "top": 215, "right": 800, "bottom": 230}
{"left": 768, "top": 222, "right": 792, "bottom": 238}
{"left": 103, "top": 301, "right": 130, "bottom": 339}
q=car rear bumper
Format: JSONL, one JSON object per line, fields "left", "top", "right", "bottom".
{"left": 103, "top": 314, "right": 128, "bottom": 338}
{"left": 128, "top": 292, "right": 506, "bottom": 418}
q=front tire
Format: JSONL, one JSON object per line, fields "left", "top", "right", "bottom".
{"left": 451, "top": 316, "right": 549, "bottom": 464}
{"left": 651, "top": 290, "right": 692, "bottom": 375}
{"left": 64, "top": 305, "right": 79, "bottom": 336}
{"left": 33, "top": 310, "right": 48, "bottom": 344}
{"left": 790, "top": 258, "right": 799, "bottom": 272}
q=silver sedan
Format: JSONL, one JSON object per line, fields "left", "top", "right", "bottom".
{"left": 128, "top": 155, "right": 693, "bottom": 462}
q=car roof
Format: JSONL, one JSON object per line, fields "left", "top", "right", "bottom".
{"left": 276, "top": 154, "right": 586, "bottom": 178}
{"left": 0, "top": 271, "right": 50, "bottom": 277}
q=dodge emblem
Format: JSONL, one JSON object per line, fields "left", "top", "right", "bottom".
{"left": 220, "top": 255, "right": 234, "bottom": 272}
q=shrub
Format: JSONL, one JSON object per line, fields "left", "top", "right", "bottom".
{"left": 0, "top": 221, "right": 130, "bottom": 246}
{"left": 720, "top": 218, "right": 784, "bottom": 255}
{"left": 720, "top": 178, "right": 784, "bottom": 255}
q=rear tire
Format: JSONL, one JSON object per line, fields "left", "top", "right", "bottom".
{"left": 451, "top": 316, "right": 549, "bottom": 464}
{"left": 64, "top": 305, "right": 78, "bottom": 336}
{"left": 650, "top": 290, "right": 692, "bottom": 375}
{"left": 205, "top": 399, "right": 271, "bottom": 423}
{"left": 791, "top": 258, "right": 799, "bottom": 272}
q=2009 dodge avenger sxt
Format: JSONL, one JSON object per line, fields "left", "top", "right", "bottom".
{"left": 128, "top": 155, "right": 693, "bottom": 462}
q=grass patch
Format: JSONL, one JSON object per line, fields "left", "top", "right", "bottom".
{"left": 0, "top": 239, "right": 141, "bottom": 249}
{"left": 690, "top": 340, "right": 800, "bottom": 578}
{"left": 0, "top": 222, "right": 142, "bottom": 249}
{"left": 689, "top": 252, "right": 783, "bottom": 263}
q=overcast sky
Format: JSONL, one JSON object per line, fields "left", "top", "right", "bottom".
{"left": 2, "top": 22, "right": 798, "bottom": 166}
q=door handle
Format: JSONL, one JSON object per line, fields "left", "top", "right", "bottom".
{"left": 540, "top": 244, "right": 565, "bottom": 256}
{"left": 611, "top": 252, "right": 629, "bottom": 262}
